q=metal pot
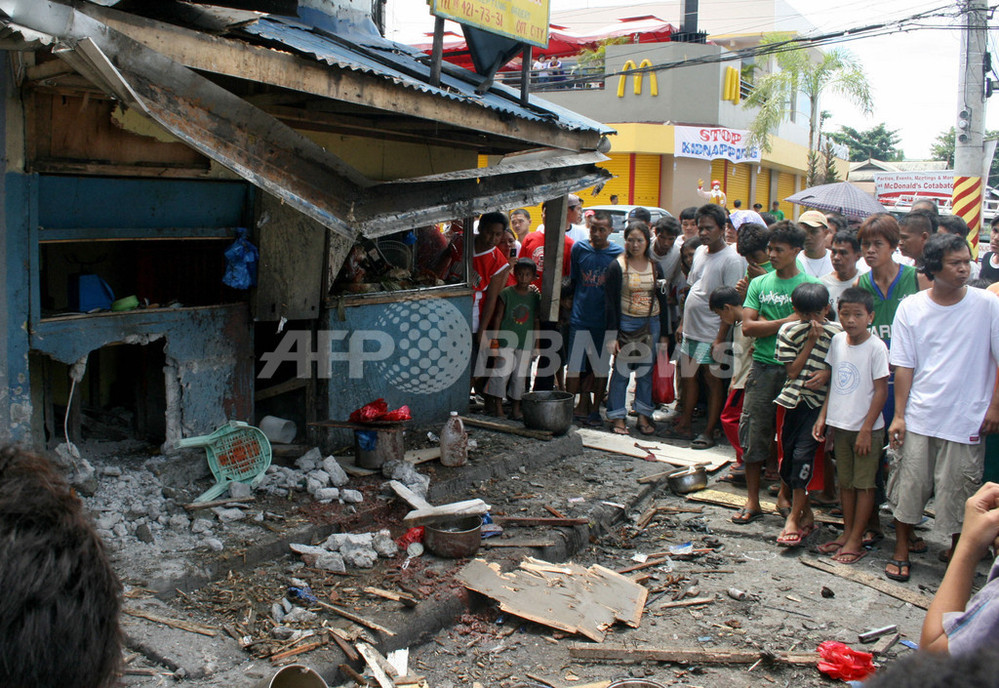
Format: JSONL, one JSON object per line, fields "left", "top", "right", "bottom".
{"left": 423, "top": 516, "right": 482, "bottom": 558}
{"left": 666, "top": 465, "right": 708, "bottom": 494}
{"left": 521, "top": 391, "right": 574, "bottom": 436}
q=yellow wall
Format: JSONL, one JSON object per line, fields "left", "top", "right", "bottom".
{"left": 777, "top": 172, "right": 796, "bottom": 219}
{"left": 755, "top": 167, "right": 771, "bottom": 208}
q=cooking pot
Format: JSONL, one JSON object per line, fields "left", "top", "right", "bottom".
{"left": 666, "top": 465, "right": 708, "bottom": 494}
{"left": 521, "top": 391, "right": 574, "bottom": 435}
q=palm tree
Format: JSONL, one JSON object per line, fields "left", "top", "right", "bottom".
{"left": 744, "top": 34, "right": 873, "bottom": 160}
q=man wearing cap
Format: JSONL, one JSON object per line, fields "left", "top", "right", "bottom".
{"left": 565, "top": 195, "right": 589, "bottom": 243}
{"left": 797, "top": 211, "right": 834, "bottom": 278}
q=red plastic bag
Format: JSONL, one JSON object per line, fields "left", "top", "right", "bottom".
{"left": 396, "top": 526, "right": 424, "bottom": 548}
{"left": 380, "top": 405, "right": 412, "bottom": 422}
{"left": 349, "top": 398, "right": 388, "bottom": 423}
{"left": 652, "top": 349, "right": 675, "bottom": 405}
{"left": 817, "top": 641, "right": 875, "bottom": 681}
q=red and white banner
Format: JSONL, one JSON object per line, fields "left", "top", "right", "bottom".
{"left": 674, "top": 126, "right": 761, "bottom": 164}
{"left": 873, "top": 171, "right": 954, "bottom": 205}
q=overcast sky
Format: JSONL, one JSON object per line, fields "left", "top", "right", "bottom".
{"left": 385, "top": 0, "right": 996, "bottom": 160}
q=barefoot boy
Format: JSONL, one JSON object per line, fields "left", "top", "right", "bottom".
{"left": 485, "top": 258, "right": 541, "bottom": 418}
{"left": 773, "top": 282, "right": 841, "bottom": 546}
{"left": 813, "top": 288, "right": 889, "bottom": 563}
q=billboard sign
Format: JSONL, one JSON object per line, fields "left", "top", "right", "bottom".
{"left": 431, "top": 0, "right": 551, "bottom": 48}
{"left": 873, "top": 171, "right": 954, "bottom": 205}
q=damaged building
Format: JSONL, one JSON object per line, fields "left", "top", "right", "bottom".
{"left": 0, "top": 0, "right": 610, "bottom": 450}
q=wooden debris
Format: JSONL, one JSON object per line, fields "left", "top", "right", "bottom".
{"left": 491, "top": 516, "right": 588, "bottom": 527}
{"left": 544, "top": 505, "right": 567, "bottom": 518}
{"left": 388, "top": 480, "right": 433, "bottom": 511}
{"left": 568, "top": 643, "right": 819, "bottom": 665}
{"left": 687, "top": 489, "right": 843, "bottom": 525}
{"left": 402, "top": 499, "right": 490, "bottom": 527}
{"left": 657, "top": 596, "right": 716, "bottom": 609}
{"left": 269, "top": 639, "right": 325, "bottom": 662}
{"left": 800, "top": 559, "right": 932, "bottom": 609}
{"left": 457, "top": 557, "right": 647, "bottom": 642}
{"left": 404, "top": 447, "right": 441, "bottom": 465}
{"left": 615, "top": 557, "right": 672, "bottom": 574}
{"left": 123, "top": 608, "right": 218, "bottom": 637}
{"left": 182, "top": 496, "right": 255, "bottom": 511}
{"left": 329, "top": 629, "right": 361, "bottom": 661}
{"left": 481, "top": 539, "right": 556, "bottom": 548}
{"left": 356, "top": 642, "right": 398, "bottom": 688}
{"left": 315, "top": 601, "right": 397, "bottom": 636}
{"left": 340, "top": 663, "right": 374, "bottom": 686}
{"left": 577, "top": 428, "right": 731, "bottom": 471}
{"left": 460, "top": 416, "right": 553, "bottom": 440}
{"left": 870, "top": 632, "right": 901, "bottom": 656}
{"left": 364, "top": 586, "right": 419, "bottom": 607}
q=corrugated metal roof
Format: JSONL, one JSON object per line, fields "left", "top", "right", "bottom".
{"left": 240, "top": 15, "right": 611, "bottom": 135}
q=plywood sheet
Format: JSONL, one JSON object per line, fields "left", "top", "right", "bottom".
{"left": 577, "top": 428, "right": 731, "bottom": 471}
{"left": 685, "top": 489, "right": 843, "bottom": 526}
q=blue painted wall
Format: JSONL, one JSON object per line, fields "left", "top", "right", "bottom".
{"left": 0, "top": 173, "right": 32, "bottom": 444}
{"left": 319, "top": 292, "right": 472, "bottom": 443}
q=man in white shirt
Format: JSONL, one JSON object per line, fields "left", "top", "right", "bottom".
{"left": 796, "top": 210, "right": 834, "bottom": 278}
{"left": 886, "top": 233, "right": 999, "bottom": 582}
{"left": 539, "top": 194, "right": 589, "bottom": 243}
{"left": 821, "top": 231, "right": 862, "bottom": 320}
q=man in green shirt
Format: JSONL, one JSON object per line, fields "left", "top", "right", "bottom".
{"left": 771, "top": 201, "right": 785, "bottom": 221}
{"left": 733, "top": 222, "right": 821, "bottom": 523}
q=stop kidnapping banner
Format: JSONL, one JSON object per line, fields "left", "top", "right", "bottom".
{"left": 673, "top": 126, "right": 762, "bottom": 164}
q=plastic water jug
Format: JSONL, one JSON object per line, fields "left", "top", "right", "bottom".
{"left": 440, "top": 412, "right": 468, "bottom": 467}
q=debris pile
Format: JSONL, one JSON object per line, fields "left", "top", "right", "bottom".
{"left": 290, "top": 529, "right": 398, "bottom": 571}
{"left": 258, "top": 448, "right": 363, "bottom": 504}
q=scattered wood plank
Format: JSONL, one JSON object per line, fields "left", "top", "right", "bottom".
{"left": 637, "top": 469, "right": 674, "bottom": 484}
{"left": 482, "top": 539, "right": 556, "bottom": 548}
{"left": 568, "top": 643, "right": 818, "bottom": 665}
{"left": 457, "top": 557, "right": 647, "bottom": 642}
{"left": 491, "top": 516, "right": 589, "bottom": 527}
{"left": 615, "top": 557, "right": 671, "bottom": 574}
{"left": 364, "top": 586, "right": 419, "bottom": 607}
{"left": 657, "top": 596, "right": 716, "bottom": 609}
{"left": 635, "top": 505, "right": 659, "bottom": 530}
{"left": 122, "top": 608, "right": 218, "bottom": 637}
{"left": 314, "top": 601, "right": 397, "bottom": 636}
{"left": 339, "top": 663, "right": 374, "bottom": 686}
{"left": 577, "top": 428, "right": 731, "bottom": 471}
{"left": 269, "top": 639, "right": 325, "bottom": 662}
{"left": 182, "top": 496, "right": 255, "bottom": 511}
{"left": 329, "top": 630, "right": 360, "bottom": 661}
{"left": 403, "top": 499, "right": 491, "bottom": 526}
{"left": 460, "top": 416, "right": 553, "bottom": 440}
{"left": 404, "top": 447, "right": 442, "bottom": 465}
{"left": 800, "top": 558, "right": 932, "bottom": 609}
{"left": 870, "top": 632, "right": 901, "bottom": 656}
{"left": 687, "top": 489, "right": 843, "bottom": 525}
{"left": 255, "top": 377, "right": 308, "bottom": 401}
{"left": 388, "top": 480, "right": 433, "bottom": 511}
{"left": 544, "top": 505, "right": 567, "bottom": 518}
{"left": 356, "top": 643, "right": 398, "bottom": 688}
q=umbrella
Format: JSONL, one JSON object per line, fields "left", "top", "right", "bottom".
{"left": 785, "top": 182, "right": 887, "bottom": 220}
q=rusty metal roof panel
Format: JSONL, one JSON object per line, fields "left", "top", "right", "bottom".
{"left": 240, "top": 16, "right": 611, "bottom": 135}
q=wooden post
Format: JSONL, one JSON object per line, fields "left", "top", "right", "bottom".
{"left": 521, "top": 46, "right": 532, "bottom": 106}
{"left": 429, "top": 16, "right": 445, "bottom": 87}
{"left": 540, "top": 196, "right": 567, "bottom": 322}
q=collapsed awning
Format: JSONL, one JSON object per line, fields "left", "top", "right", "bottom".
{"left": 0, "top": 0, "right": 611, "bottom": 239}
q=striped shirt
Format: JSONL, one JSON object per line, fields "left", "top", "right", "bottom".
{"left": 774, "top": 320, "right": 842, "bottom": 409}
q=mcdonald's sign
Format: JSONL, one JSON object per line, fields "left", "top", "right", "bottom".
{"left": 617, "top": 59, "right": 659, "bottom": 98}
{"left": 722, "top": 66, "right": 740, "bottom": 103}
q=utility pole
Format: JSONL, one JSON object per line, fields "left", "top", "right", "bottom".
{"left": 951, "top": 0, "right": 988, "bottom": 256}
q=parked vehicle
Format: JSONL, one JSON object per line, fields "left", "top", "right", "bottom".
{"left": 587, "top": 205, "right": 673, "bottom": 246}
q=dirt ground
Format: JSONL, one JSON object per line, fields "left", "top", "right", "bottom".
{"left": 74, "top": 414, "right": 996, "bottom": 688}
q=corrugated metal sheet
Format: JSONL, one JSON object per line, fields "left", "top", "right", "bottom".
{"left": 755, "top": 167, "right": 771, "bottom": 208}
{"left": 728, "top": 162, "right": 750, "bottom": 209}
{"left": 632, "top": 154, "right": 660, "bottom": 208}
{"left": 240, "top": 16, "right": 612, "bottom": 136}
{"left": 777, "top": 171, "right": 796, "bottom": 218}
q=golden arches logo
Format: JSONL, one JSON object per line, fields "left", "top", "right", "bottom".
{"left": 617, "top": 59, "right": 659, "bottom": 98}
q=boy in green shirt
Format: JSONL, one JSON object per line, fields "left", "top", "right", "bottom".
{"left": 732, "top": 222, "right": 821, "bottom": 524}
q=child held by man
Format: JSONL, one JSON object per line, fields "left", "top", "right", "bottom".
{"left": 773, "top": 282, "right": 841, "bottom": 546}
{"left": 812, "top": 288, "right": 889, "bottom": 564}
{"left": 485, "top": 258, "right": 541, "bottom": 419}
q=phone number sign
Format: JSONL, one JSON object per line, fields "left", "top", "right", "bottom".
{"left": 432, "top": 0, "right": 550, "bottom": 48}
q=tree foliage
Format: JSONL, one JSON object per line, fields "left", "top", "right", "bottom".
{"left": 743, "top": 34, "right": 873, "bottom": 159}
{"left": 932, "top": 127, "right": 999, "bottom": 188}
{"left": 828, "top": 123, "right": 904, "bottom": 162}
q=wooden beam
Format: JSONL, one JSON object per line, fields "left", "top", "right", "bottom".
{"left": 403, "top": 499, "right": 490, "bottom": 526}
{"left": 387, "top": 480, "right": 433, "bottom": 511}
{"left": 568, "top": 643, "right": 819, "bottom": 665}
{"left": 364, "top": 586, "right": 419, "bottom": 607}
{"left": 540, "top": 196, "right": 567, "bottom": 322}
{"left": 429, "top": 16, "right": 445, "bottom": 88}
{"left": 460, "top": 415, "right": 552, "bottom": 440}
{"left": 800, "top": 558, "right": 933, "bottom": 609}
{"left": 76, "top": 3, "right": 602, "bottom": 153}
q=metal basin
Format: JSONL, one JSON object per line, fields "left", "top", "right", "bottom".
{"left": 666, "top": 465, "right": 708, "bottom": 494}
{"left": 423, "top": 516, "right": 482, "bottom": 558}
{"left": 521, "top": 391, "right": 574, "bottom": 436}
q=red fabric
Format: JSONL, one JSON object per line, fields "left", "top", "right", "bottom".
{"left": 720, "top": 388, "right": 744, "bottom": 465}
{"left": 817, "top": 641, "right": 875, "bottom": 681}
{"left": 472, "top": 246, "right": 509, "bottom": 330}
{"left": 518, "top": 230, "right": 574, "bottom": 290}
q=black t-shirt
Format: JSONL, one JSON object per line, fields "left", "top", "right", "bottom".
{"left": 981, "top": 252, "right": 999, "bottom": 284}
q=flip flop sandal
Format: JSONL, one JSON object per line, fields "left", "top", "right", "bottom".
{"left": 777, "top": 505, "right": 791, "bottom": 518}
{"left": 862, "top": 530, "right": 884, "bottom": 547}
{"left": 637, "top": 421, "right": 657, "bottom": 436}
{"left": 690, "top": 434, "right": 716, "bottom": 450}
{"left": 731, "top": 507, "right": 764, "bottom": 525}
{"left": 767, "top": 483, "right": 781, "bottom": 496}
{"left": 610, "top": 424, "right": 630, "bottom": 435}
{"left": 657, "top": 426, "right": 695, "bottom": 441}
{"left": 817, "top": 541, "right": 844, "bottom": 555}
{"left": 909, "top": 537, "right": 928, "bottom": 554}
{"left": 585, "top": 411, "right": 604, "bottom": 427}
{"left": 719, "top": 471, "right": 747, "bottom": 484}
{"left": 832, "top": 549, "right": 868, "bottom": 565}
{"left": 885, "top": 559, "right": 911, "bottom": 582}
{"left": 777, "top": 529, "right": 803, "bottom": 547}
